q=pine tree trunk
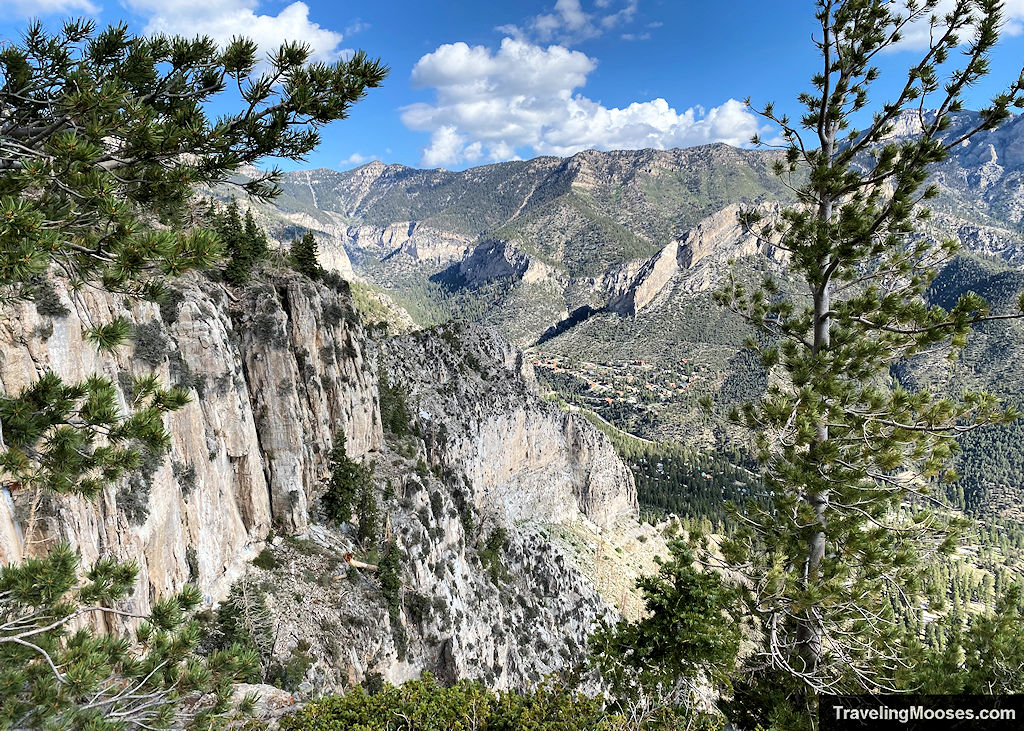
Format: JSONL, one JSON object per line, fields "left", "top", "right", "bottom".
{"left": 797, "top": 208, "right": 833, "bottom": 678}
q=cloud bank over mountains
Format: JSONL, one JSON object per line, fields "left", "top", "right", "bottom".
{"left": 402, "top": 36, "right": 765, "bottom": 168}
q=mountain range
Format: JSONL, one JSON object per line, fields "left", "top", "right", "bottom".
{"left": 237, "top": 110, "right": 1024, "bottom": 517}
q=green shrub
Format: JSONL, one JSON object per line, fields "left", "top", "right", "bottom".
{"left": 31, "top": 277, "right": 69, "bottom": 317}
{"left": 185, "top": 545, "right": 199, "bottom": 582}
{"left": 253, "top": 548, "right": 278, "bottom": 571}
{"left": 268, "top": 640, "right": 313, "bottom": 692}
{"left": 478, "top": 527, "right": 508, "bottom": 584}
{"left": 158, "top": 284, "right": 187, "bottom": 324}
{"left": 117, "top": 474, "right": 151, "bottom": 525}
{"left": 415, "top": 458, "right": 429, "bottom": 478}
{"left": 132, "top": 321, "right": 169, "bottom": 366}
{"left": 173, "top": 460, "right": 197, "bottom": 496}
{"left": 429, "top": 491, "right": 444, "bottom": 521}
{"left": 378, "top": 367, "right": 411, "bottom": 436}
{"left": 278, "top": 673, "right": 622, "bottom": 730}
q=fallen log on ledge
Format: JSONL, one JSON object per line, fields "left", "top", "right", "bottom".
{"left": 343, "top": 552, "right": 378, "bottom": 572}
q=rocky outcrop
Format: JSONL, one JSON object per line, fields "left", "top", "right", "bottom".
{"left": 0, "top": 272, "right": 639, "bottom": 693}
{"left": 607, "top": 204, "right": 778, "bottom": 315}
{"left": 379, "top": 324, "right": 637, "bottom": 530}
{"left": 455, "top": 408, "right": 635, "bottom": 528}
{"left": 347, "top": 222, "right": 474, "bottom": 265}
{"left": 234, "top": 277, "right": 381, "bottom": 533}
{"left": 0, "top": 273, "right": 380, "bottom": 613}
{"left": 258, "top": 322, "right": 637, "bottom": 693}
{"left": 457, "top": 239, "right": 561, "bottom": 288}
{"left": 607, "top": 242, "right": 679, "bottom": 315}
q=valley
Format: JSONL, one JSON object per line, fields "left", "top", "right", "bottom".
{"left": 7, "top": 5, "right": 1024, "bottom": 728}
{"left": 230, "top": 111, "right": 1024, "bottom": 523}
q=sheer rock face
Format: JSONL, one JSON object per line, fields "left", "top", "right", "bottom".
{"left": 234, "top": 278, "right": 380, "bottom": 534}
{"left": 457, "top": 408, "right": 636, "bottom": 527}
{"left": 0, "top": 273, "right": 637, "bottom": 689}
{"left": 0, "top": 273, "right": 380, "bottom": 613}
{"left": 266, "top": 323, "right": 637, "bottom": 692}
{"left": 378, "top": 324, "right": 637, "bottom": 530}
{"left": 344, "top": 222, "right": 474, "bottom": 265}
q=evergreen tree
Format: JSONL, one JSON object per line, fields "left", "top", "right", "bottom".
{"left": 0, "top": 17, "right": 385, "bottom": 727}
{"left": 708, "top": 0, "right": 1024, "bottom": 718}
{"left": 356, "top": 476, "right": 379, "bottom": 546}
{"left": 322, "top": 431, "right": 371, "bottom": 526}
{"left": 377, "top": 540, "right": 407, "bottom": 660}
{"left": 378, "top": 367, "right": 412, "bottom": 437}
{"left": 211, "top": 576, "right": 275, "bottom": 679}
{"left": 0, "top": 19, "right": 386, "bottom": 304}
{"left": 216, "top": 201, "right": 271, "bottom": 285}
{"left": 0, "top": 544, "right": 258, "bottom": 729}
{"left": 591, "top": 540, "right": 740, "bottom": 726}
{"left": 0, "top": 371, "right": 190, "bottom": 542}
{"left": 289, "top": 231, "right": 322, "bottom": 279}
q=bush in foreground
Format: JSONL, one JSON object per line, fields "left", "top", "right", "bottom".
{"left": 279, "top": 673, "right": 615, "bottom": 730}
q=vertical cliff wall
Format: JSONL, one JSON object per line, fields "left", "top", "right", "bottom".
{"left": 378, "top": 324, "right": 637, "bottom": 530}
{"left": 0, "top": 272, "right": 638, "bottom": 690}
{"left": 0, "top": 273, "right": 380, "bottom": 614}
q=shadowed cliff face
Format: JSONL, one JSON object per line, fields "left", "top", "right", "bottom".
{"left": 0, "top": 272, "right": 639, "bottom": 689}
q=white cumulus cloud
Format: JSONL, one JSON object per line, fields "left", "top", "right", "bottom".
{"left": 402, "top": 37, "right": 767, "bottom": 168}
{"left": 888, "top": 0, "right": 1024, "bottom": 50}
{"left": 499, "top": 0, "right": 641, "bottom": 44}
{"left": 341, "top": 152, "right": 377, "bottom": 167}
{"left": 124, "top": 0, "right": 345, "bottom": 62}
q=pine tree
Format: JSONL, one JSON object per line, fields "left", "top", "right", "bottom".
{"left": 244, "top": 210, "right": 270, "bottom": 262}
{"left": 708, "top": 0, "right": 1024, "bottom": 718}
{"left": 212, "top": 576, "right": 275, "bottom": 678}
{"left": 218, "top": 199, "right": 246, "bottom": 285}
{"left": 0, "top": 371, "right": 190, "bottom": 543}
{"left": 0, "top": 544, "right": 259, "bottom": 729}
{"left": 590, "top": 540, "right": 740, "bottom": 725}
{"left": 0, "top": 19, "right": 387, "bottom": 304}
{"left": 356, "top": 475, "right": 379, "bottom": 546}
{"left": 217, "top": 200, "right": 270, "bottom": 285}
{"left": 377, "top": 540, "right": 407, "bottom": 660}
{"left": 322, "top": 431, "right": 371, "bottom": 525}
{"left": 289, "top": 231, "right": 322, "bottom": 279}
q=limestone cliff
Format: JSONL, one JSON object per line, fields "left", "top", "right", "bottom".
{"left": 379, "top": 323, "right": 637, "bottom": 529}
{"left": 0, "top": 273, "right": 379, "bottom": 613}
{"left": 257, "top": 320, "right": 637, "bottom": 692}
{"left": 0, "top": 271, "right": 638, "bottom": 690}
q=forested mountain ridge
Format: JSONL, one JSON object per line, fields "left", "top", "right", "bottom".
{"left": 255, "top": 112, "right": 1024, "bottom": 337}
{"left": 234, "top": 111, "right": 1024, "bottom": 518}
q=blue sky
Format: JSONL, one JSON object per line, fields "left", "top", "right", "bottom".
{"left": 3, "top": 0, "right": 1024, "bottom": 171}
